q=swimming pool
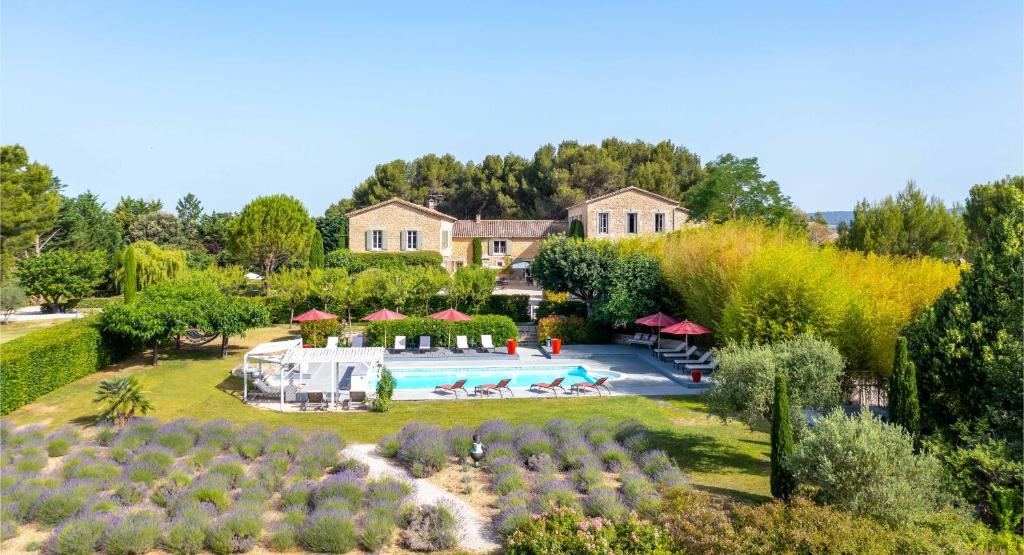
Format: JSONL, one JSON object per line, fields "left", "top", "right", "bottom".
{"left": 388, "top": 365, "right": 618, "bottom": 390}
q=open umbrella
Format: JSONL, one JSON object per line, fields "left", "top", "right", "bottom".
{"left": 361, "top": 309, "right": 408, "bottom": 348}
{"left": 635, "top": 312, "right": 679, "bottom": 349}
{"left": 429, "top": 308, "right": 472, "bottom": 348}
{"left": 292, "top": 309, "right": 338, "bottom": 322}
{"left": 660, "top": 320, "right": 713, "bottom": 350}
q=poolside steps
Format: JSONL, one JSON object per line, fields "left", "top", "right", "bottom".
{"left": 517, "top": 324, "right": 539, "bottom": 346}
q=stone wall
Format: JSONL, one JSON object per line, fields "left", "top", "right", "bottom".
{"left": 348, "top": 203, "right": 453, "bottom": 261}
{"left": 576, "top": 189, "right": 688, "bottom": 239}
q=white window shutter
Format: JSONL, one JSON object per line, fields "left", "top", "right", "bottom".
{"left": 365, "top": 230, "right": 372, "bottom": 250}
{"left": 381, "top": 230, "right": 388, "bottom": 251}
{"left": 399, "top": 230, "right": 407, "bottom": 251}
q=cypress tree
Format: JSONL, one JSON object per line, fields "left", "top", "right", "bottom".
{"left": 123, "top": 245, "right": 138, "bottom": 303}
{"left": 770, "top": 371, "right": 796, "bottom": 500}
{"left": 309, "top": 229, "right": 325, "bottom": 269}
{"left": 569, "top": 219, "right": 585, "bottom": 239}
{"left": 471, "top": 238, "right": 482, "bottom": 266}
{"left": 888, "top": 336, "right": 920, "bottom": 436}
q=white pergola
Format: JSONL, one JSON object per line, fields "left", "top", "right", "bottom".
{"left": 241, "top": 339, "right": 302, "bottom": 403}
{"left": 277, "top": 347, "right": 386, "bottom": 411}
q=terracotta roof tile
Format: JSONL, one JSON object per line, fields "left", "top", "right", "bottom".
{"left": 453, "top": 219, "right": 567, "bottom": 238}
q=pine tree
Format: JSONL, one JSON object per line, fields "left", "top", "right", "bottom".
{"left": 888, "top": 336, "right": 920, "bottom": 435}
{"left": 471, "top": 238, "right": 482, "bottom": 266}
{"left": 123, "top": 245, "right": 138, "bottom": 303}
{"left": 770, "top": 371, "right": 796, "bottom": 500}
{"left": 309, "top": 229, "right": 325, "bottom": 269}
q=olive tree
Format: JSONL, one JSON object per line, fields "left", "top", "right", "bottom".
{"left": 227, "top": 195, "right": 314, "bottom": 278}
{"left": 15, "top": 249, "right": 106, "bottom": 310}
{"left": 531, "top": 235, "right": 617, "bottom": 316}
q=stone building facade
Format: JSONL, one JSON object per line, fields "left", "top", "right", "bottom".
{"left": 347, "top": 186, "right": 687, "bottom": 272}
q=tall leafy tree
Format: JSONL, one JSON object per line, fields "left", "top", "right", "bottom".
{"left": 531, "top": 235, "right": 617, "bottom": 315}
{"left": 197, "top": 211, "right": 234, "bottom": 259}
{"left": 122, "top": 245, "right": 138, "bottom": 303}
{"left": 449, "top": 266, "right": 496, "bottom": 312}
{"left": 837, "top": 181, "right": 966, "bottom": 259}
{"left": 267, "top": 268, "right": 313, "bottom": 325}
{"left": 175, "top": 193, "right": 204, "bottom": 239}
{"left": 48, "top": 192, "right": 124, "bottom": 254}
{"left": 113, "top": 241, "right": 186, "bottom": 295}
{"left": 887, "top": 337, "right": 920, "bottom": 437}
{"left": 770, "top": 372, "right": 796, "bottom": 501}
{"left": 962, "top": 176, "right": 1023, "bottom": 254}
{"left": 206, "top": 295, "right": 270, "bottom": 357}
{"left": 594, "top": 252, "right": 664, "bottom": 327}
{"left": 113, "top": 196, "right": 162, "bottom": 235}
{"left": 128, "top": 211, "right": 185, "bottom": 246}
{"left": 471, "top": 238, "right": 483, "bottom": 265}
{"left": 568, "top": 219, "right": 585, "bottom": 239}
{"left": 0, "top": 145, "right": 61, "bottom": 265}
{"left": 227, "top": 195, "right": 314, "bottom": 278}
{"left": 684, "top": 154, "right": 797, "bottom": 225}
{"left": 15, "top": 249, "right": 106, "bottom": 309}
{"left": 318, "top": 198, "right": 352, "bottom": 252}
{"left": 308, "top": 228, "right": 325, "bottom": 269}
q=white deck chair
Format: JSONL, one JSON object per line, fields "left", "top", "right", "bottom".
{"left": 684, "top": 358, "right": 719, "bottom": 373}
{"left": 455, "top": 335, "right": 469, "bottom": 352}
{"left": 326, "top": 336, "right": 339, "bottom": 349}
{"left": 419, "top": 336, "right": 432, "bottom": 351}
{"left": 350, "top": 335, "right": 365, "bottom": 348}
{"left": 653, "top": 342, "right": 684, "bottom": 355}
{"left": 673, "top": 351, "right": 711, "bottom": 368}
{"left": 661, "top": 345, "right": 698, "bottom": 361}
{"left": 625, "top": 332, "right": 644, "bottom": 345}
{"left": 480, "top": 335, "right": 495, "bottom": 352}
{"left": 393, "top": 336, "right": 406, "bottom": 352}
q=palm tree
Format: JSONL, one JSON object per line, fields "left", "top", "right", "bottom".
{"left": 94, "top": 376, "right": 154, "bottom": 428}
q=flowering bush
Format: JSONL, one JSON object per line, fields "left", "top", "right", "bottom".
{"left": 506, "top": 507, "right": 673, "bottom": 555}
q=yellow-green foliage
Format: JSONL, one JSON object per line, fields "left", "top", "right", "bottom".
{"left": 113, "top": 241, "right": 186, "bottom": 293}
{"left": 632, "top": 222, "right": 960, "bottom": 373}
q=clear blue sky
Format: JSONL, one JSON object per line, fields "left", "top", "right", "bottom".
{"left": 2, "top": 1, "right": 1021, "bottom": 215}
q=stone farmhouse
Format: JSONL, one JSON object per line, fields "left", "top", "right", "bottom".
{"left": 346, "top": 186, "right": 689, "bottom": 272}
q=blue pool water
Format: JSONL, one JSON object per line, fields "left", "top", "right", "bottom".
{"left": 389, "top": 365, "right": 615, "bottom": 390}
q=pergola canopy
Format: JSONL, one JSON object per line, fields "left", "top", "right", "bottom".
{"left": 280, "top": 347, "right": 385, "bottom": 365}
{"left": 246, "top": 339, "right": 302, "bottom": 358}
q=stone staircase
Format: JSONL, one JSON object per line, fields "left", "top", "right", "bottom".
{"left": 516, "top": 324, "right": 538, "bottom": 346}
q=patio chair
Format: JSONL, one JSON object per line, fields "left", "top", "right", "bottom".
{"left": 326, "top": 336, "right": 339, "bottom": 348}
{"left": 571, "top": 376, "right": 611, "bottom": 396}
{"left": 625, "top": 333, "right": 650, "bottom": 346}
{"left": 660, "top": 345, "right": 698, "bottom": 361}
{"left": 455, "top": 335, "right": 470, "bottom": 352}
{"left": 682, "top": 358, "right": 719, "bottom": 373}
{"left": 434, "top": 379, "right": 469, "bottom": 398}
{"left": 634, "top": 335, "right": 656, "bottom": 348}
{"left": 297, "top": 390, "right": 310, "bottom": 411}
{"left": 351, "top": 335, "right": 365, "bottom": 348}
{"left": 475, "top": 378, "right": 513, "bottom": 398}
{"left": 530, "top": 376, "right": 566, "bottom": 395}
{"left": 307, "top": 391, "right": 328, "bottom": 411}
{"left": 672, "top": 351, "right": 711, "bottom": 369}
{"left": 480, "top": 335, "right": 495, "bottom": 352}
{"left": 653, "top": 342, "right": 685, "bottom": 357}
{"left": 393, "top": 336, "right": 406, "bottom": 353}
{"left": 418, "top": 336, "right": 432, "bottom": 352}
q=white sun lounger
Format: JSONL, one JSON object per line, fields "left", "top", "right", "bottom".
{"left": 673, "top": 351, "right": 711, "bottom": 368}
{"left": 654, "top": 342, "right": 685, "bottom": 355}
{"left": 326, "top": 336, "right": 339, "bottom": 349}
{"left": 480, "top": 335, "right": 495, "bottom": 352}
{"left": 626, "top": 333, "right": 651, "bottom": 346}
{"left": 419, "top": 336, "right": 432, "bottom": 352}
{"left": 683, "top": 359, "right": 719, "bottom": 373}
{"left": 661, "top": 345, "right": 698, "bottom": 361}
{"left": 350, "top": 335, "right": 365, "bottom": 348}
{"left": 393, "top": 336, "right": 406, "bottom": 352}
{"left": 455, "top": 335, "right": 470, "bottom": 352}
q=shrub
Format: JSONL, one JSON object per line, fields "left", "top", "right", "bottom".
{"left": 506, "top": 506, "right": 672, "bottom": 555}
{"left": 789, "top": 408, "right": 955, "bottom": 525}
{"left": 366, "top": 315, "right": 518, "bottom": 348}
{"left": 297, "top": 432, "right": 344, "bottom": 472}
{"left": 300, "top": 510, "right": 355, "bottom": 553}
{"left": 477, "top": 419, "right": 515, "bottom": 444}
{"left": 555, "top": 437, "right": 593, "bottom": 471}
{"left": 313, "top": 472, "right": 365, "bottom": 512}
{"left": 494, "top": 470, "right": 528, "bottom": 497}
{"left": 496, "top": 505, "right": 531, "bottom": 537}
{"left": 327, "top": 249, "right": 443, "bottom": 272}
{"left": 638, "top": 449, "right": 674, "bottom": 479}
{"left": 94, "top": 426, "right": 118, "bottom": 446}
{"left": 583, "top": 487, "right": 627, "bottom": 521}
{"left": 264, "top": 524, "right": 297, "bottom": 552}
{"left": 485, "top": 294, "right": 531, "bottom": 321}
{"left": 31, "top": 480, "right": 97, "bottom": 526}
{"left": 595, "top": 442, "right": 632, "bottom": 472}
{"left": 125, "top": 458, "right": 168, "bottom": 485}
{"left": 404, "top": 501, "right": 461, "bottom": 552}
{"left": 114, "top": 483, "right": 146, "bottom": 506}
{"left": 515, "top": 429, "right": 554, "bottom": 462}
{"left": 445, "top": 425, "right": 473, "bottom": 459}
{"left": 391, "top": 423, "right": 448, "bottom": 477}
{"left": 279, "top": 480, "right": 315, "bottom": 510}
{"left": 372, "top": 368, "right": 396, "bottom": 412}
{"left": 264, "top": 426, "right": 303, "bottom": 458}
{"left": 572, "top": 465, "right": 605, "bottom": 493}
{"left": 358, "top": 507, "right": 397, "bottom": 551}
{"left": 161, "top": 515, "right": 208, "bottom": 555}
{"left": 185, "top": 477, "right": 231, "bottom": 512}
{"left": 534, "top": 479, "right": 580, "bottom": 512}
{"left": 154, "top": 428, "right": 196, "bottom": 456}
{"left": 205, "top": 508, "right": 262, "bottom": 555}
{"left": 365, "top": 478, "right": 412, "bottom": 510}
{"left": 299, "top": 318, "right": 340, "bottom": 348}
{"left": 197, "top": 419, "right": 236, "bottom": 450}
{"left": 46, "top": 432, "right": 75, "bottom": 457}
{"left": 233, "top": 424, "right": 270, "bottom": 459}
{"left": 536, "top": 299, "right": 587, "bottom": 319}
{"left": 658, "top": 487, "right": 740, "bottom": 554}
{"left": 0, "top": 319, "right": 115, "bottom": 415}
{"left": 46, "top": 515, "right": 108, "bottom": 555}
{"left": 102, "top": 511, "right": 160, "bottom": 555}
{"left": 76, "top": 296, "right": 124, "bottom": 309}
{"left": 708, "top": 334, "right": 844, "bottom": 426}
{"left": 208, "top": 456, "right": 247, "bottom": 487}
{"left": 537, "top": 315, "right": 610, "bottom": 344}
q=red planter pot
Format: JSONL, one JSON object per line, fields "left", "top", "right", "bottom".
{"left": 691, "top": 370, "right": 702, "bottom": 383}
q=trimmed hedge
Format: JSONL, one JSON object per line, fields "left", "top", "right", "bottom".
{"left": 485, "top": 295, "right": 531, "bottom": 322}
{"left": 537, "top": 299, "right": 587, "bottom": 319}
{"left": 537, "top": 315, "right": 611, "bottom": 344}
{"left": 0, "top": 318, "right": 135, "bottom": 415}
{"left": 259, "top": 295, "right": 328, "bottom": 324}
{"left": 365, "top": 315, "right": 518, "bottom": 348}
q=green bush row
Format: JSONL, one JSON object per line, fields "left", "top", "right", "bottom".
{"left": 484, "top": 295, "right": 531, "bottom": 322}
{"left": 325, "top": 249, "right": 443, "bottom": 272}
{"left": 0, "top": 318, "right": 137, "bottom": 415}
{"left": 537, "top": 299, "right": 587, "bottom": 319}
{"left": 365, "top": 315, "right": 518, "bottom": 348}
{"left": 76, "top": 296, "right": 124, "bottom": 309}
{"left": 537, "top": 315, "right": 611, "bottom": 344}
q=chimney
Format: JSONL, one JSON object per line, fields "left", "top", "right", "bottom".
{"left": 427, "top": 198, "right": 436, "bottom": 211}
{"left": 475, "top": 213, "right": 482, "bottom": 223}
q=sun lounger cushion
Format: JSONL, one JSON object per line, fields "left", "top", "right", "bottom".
{"left": 394, "top": 336, "right": 406, "bottom": 350}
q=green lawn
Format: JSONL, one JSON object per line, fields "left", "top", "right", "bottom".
{"left": 5, "top": 325, "right": 770, "bottom": 501}
{"left": 0, "top": 319, "right": 70, "bottom": 343}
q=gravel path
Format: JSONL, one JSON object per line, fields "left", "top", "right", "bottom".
{"left": 342, "top": 444, "right": 500, "bottom": 553}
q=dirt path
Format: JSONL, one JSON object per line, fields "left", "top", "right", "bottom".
{"left": 342, "top": 444, "right": 500, "bottom": 553}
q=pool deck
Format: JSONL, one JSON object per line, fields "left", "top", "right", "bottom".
{"left": 387, "top": 345, "right": 709, "bottom": 401}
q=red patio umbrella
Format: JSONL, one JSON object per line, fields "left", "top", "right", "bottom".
{"left": 361, "top": 309, "right": 408, "bottom": 348}
{"left": 292, "top": 309, "right": 338, "bottom": 322}
{"left": 635, "top": 312, "right": 679, "bottom": 349}
{"left": 429, "top": 308, "right": 472, "bottom": 347}
{"left": 660, "top": 320, "right": 713, "bottom": 350}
